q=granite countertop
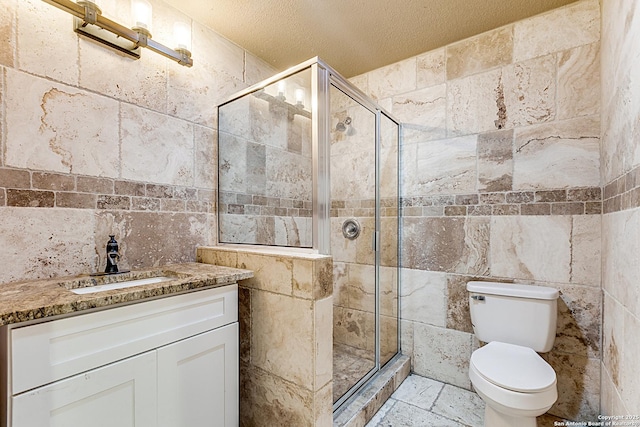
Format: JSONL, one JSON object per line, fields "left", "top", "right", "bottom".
{"left": 0, "top": 262, "right": 253, "bottom": 326}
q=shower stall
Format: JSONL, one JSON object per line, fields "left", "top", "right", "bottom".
{"left": 217, "top": 58, "right": 400, "bottom": 413}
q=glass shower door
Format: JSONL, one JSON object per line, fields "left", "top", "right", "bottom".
{"left": 330, "top": 84, "right": 377, "bottom": 406}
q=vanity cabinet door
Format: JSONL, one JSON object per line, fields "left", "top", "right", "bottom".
{"left": 157, "top": 323, "right": 239, "bottom": 427}
{"left": 11, "top": 351, "right": 157, "bottom": 427}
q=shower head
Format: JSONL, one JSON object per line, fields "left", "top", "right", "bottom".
{"left": 336, "top": 116, "right": 352, "bottom": 132}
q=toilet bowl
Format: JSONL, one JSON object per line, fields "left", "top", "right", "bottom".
{"left": 469, "top": 342, "right": 557, "bottom": 427}
{"left": 466, "top": 281, "right": 560, "bottom": 427}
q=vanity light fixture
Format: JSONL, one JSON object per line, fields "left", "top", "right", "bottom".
{"left": 42, "top": 0, "right": 193, "bottom": 67}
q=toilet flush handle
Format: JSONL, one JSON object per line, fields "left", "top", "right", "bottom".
{"left": 471, "top": 295, "right": 485, "bottom": 301}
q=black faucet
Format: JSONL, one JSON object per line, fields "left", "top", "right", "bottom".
{"left": 105, "top": 235, "right": 120, "bottom": 274}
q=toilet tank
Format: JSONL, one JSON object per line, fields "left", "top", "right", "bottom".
{"left": 467, "top": 281, "right": 559, "bottom": 353}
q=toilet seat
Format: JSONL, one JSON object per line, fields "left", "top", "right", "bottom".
{"left": 470, "top": 341, "right": 556, "bottom": 393}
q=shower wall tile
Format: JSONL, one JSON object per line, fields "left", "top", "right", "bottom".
{"left": 245, "top": 52, "right": 278, "bottom": 86}
{"left": 333, "top": 305, "right": 375, "bottom": 353}
{"left": 400, "top": 268, "right": 447, "bottom": 327}
{"left": 195, "top": 126, "right": 217, "bottom": 189}
{"left": 367, "top": 57, "right": 417, "bottom": 100}
{"left": 344, "top": 263, "right": 376, "bottom": 313}
{"left": 17, "top": 0, "right": 78, "bottom": 85}
{"left": 622, "top": 309, "right": 640, "bottom": 412}
{"left": 548, "top": 352, "right": 600, "bottom": 421}
{"left": 571, "top": 215, "right": 601, "bottom": 287}
{"left": 0, "top": 1, "right": 15, "bottom": 68}
{"left": 413, "top": 324, "right": 472, "bottom": 390}
{"left": 416, "top": 48, "right": 446, "bottom": 89}
{"left": 477, "top": 129, "right": 514, "bottom": 192}
{"left": 402, "top": 135, "right": 477, "bottom": 196}
{"left": 121, "top": 104, "right": 195, "bottom": 186}
{"left": 4, "top": 69, "right": 120, "bottom": 177}
{"left": 512, "top": 116, "right": 601, "bottom": 190}
{"left": 557, "top": 43, "right": 601, "bottom": 120}
{"left": 391, "top": 84, "right": 446, "bottom": 131}
{"left": 446, "top": 26, "right": 513, "bottom": 81}
{"left": 502, "top": 55, "right": 556, "bottom": 129}
{"left": 490, "top": 216, "right": 572, "bottom": 283}
{"left": 447, "top": 69, "right": 502, "bottom": 136}
{"left": 513, "top": 0, "right": 600, "bottom": 63}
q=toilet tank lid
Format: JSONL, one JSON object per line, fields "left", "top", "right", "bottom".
{"left": 467, "top": 281, "right": 559, "bottom": 300}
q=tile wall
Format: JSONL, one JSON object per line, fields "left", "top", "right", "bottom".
{"left": 600, "top": 0, "right": 640, "bottom": 416}
{"left": 0, "top": 0, "right": 275, "bottom": 284}
{"left": 351, "top": 0, "right": 602, "bottom": 420}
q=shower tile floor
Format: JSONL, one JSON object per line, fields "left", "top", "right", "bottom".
{"left": 333, "top": 343, "right": 375, "bottom": 402}
{"left": 364, "top": 374, "right": 569, "bottom": 427}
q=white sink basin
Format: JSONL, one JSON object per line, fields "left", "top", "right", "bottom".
{"left": 70, "top": 276, "right": 174, "bottom": 295}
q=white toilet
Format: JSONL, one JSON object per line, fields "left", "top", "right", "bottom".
{"left": 467, "top": 281, "right": 559, "bottom": 427}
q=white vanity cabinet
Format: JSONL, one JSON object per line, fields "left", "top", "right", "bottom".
{"left": 3, "top": 285, "right": 239, "bottom": 427}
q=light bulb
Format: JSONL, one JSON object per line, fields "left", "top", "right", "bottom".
{"left": 131, "top": 0, "right": 152, "bottom": 35}
{"left": 295, "top": 88, "right": 305, "bottom": 107}
{"left": 173, "top": 21, "right": 192, "bottom": 52}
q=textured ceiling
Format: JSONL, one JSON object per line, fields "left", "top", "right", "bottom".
{"left": 164, "top": 0, "right": 579, "bottom": 78}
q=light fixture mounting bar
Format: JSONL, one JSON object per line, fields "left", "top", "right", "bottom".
{"left": 42, "top": 0, "right": 193, "bottom": 67}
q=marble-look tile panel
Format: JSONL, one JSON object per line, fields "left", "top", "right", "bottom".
{"left": 345, "top": 263, "right": 376, "bottom": 313}
{"left": 367, "top": 57, "right": 417, "bottom": 101}
{"left": 314, "top": 296, "right": 332, "bottom": 391}
{"left": 239, "top": 363, "right": 313, "bottom": 427}
{"left": 554, "top": 283, "right": 601, "bottom": 359}
{"left": 402, "top": 217, "right": 489, "bottom": 275}
{"left": 0, "top": 207, "right": 96, "bottom": 284}
{"left": 513, "top": 116, "right": 601, "bottom": 190}
{"left": 548, "top": 352, "right": 600, "bottom": 421}
{"left": 245, "top": 52, "right": 278, "bottom": 86}
{"left": 621, "top": 309, "right": 640, "bottom": 412}
{"left": 4, "top": 69, "right": 120, "bottom": 177}
{"left": 557, "top": 43, "right": 600, "bottom": 120}
{"left": 0, "top": 0, "right": 15, "bottom": 68}
{"left": 477, "top": 129, "right": 513, "bottom": 192}
{"left": 490, "top": 216, "right": 571, "bottom": 283}
{"left": 333, "top": 306, "right": 375, "bottom": 353}
{"left": 431, "top": 384, "right": 485, "bottom": 427}
{"left": 251, "top": 291, "right": 314, "bottom": 388}
{"left": 121, "top": 104, "right": 194, "bottom": 186}
{"left": 571, "top": 215, "right": 601, "bottom": 287}
{"left": 502, "top": 55, "right": 556, "bottom": 129}
{"left": 513, "top": 0, "right": 601, "bottom": 63}
{"left": 94, "top": 211, "right": 208, "bottom": 270}
{"left": 266, "top": 147, "right": 312, "bottom": 199}
{"left": 274, "top": 216, "right": 312, "bottom": 248}
{"left": 236, "top": 252, "right": 293, "bottom": 295}
{"left": 17, "top": 0, "right": 78, "bottom": 85}
{"left": 446, "top": 26, "right": 513, "bottom": 81}
{"left": 447, "top": 69, "right": 502, "bottom": 136}
{"left": 194, "top": 126, "right": 216, "bottom": 190}
{"left": 413, "top": 323, "right": 472, "bottom": 389}
{"left": 391, "top": 84, "right": 446, "bottom": 132}
{"left": 402, "top": 135, "right": 477, "bottom": 196}
{"left": 330, "top": 152, "right": 375, "bottom": 201}
{"left": 416, "top": 48, "right": 446, "bottom": 89}
{"left": 602, "top": 293, "right": 624, "bottom": 391}
{"left": 400, "top": 268, "right": 447, "bottom": 327}
{"left": 389, "top": 374, "right": 443, "bottom": 411}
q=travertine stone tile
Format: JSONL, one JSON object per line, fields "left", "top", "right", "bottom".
{"left": 245, "top": 52, "right": 278, "bottom": 86}
{"left": 502, "top": 54, "right": 556, "bottom": 129}
{"left": 621, "top": 309, "right": 640, "bottom": 411}
{"left": 314, "top": 382, "right": 333, "bottom": 427}
{"left": 600, "top": 361, "right": 627, "bottom": 417}
{"left": 251, "top": 291, "right": 314, "bottom": 388}
{"left": 477, "top": 129, "right": 513, "bottom": 192}
{"left": 367, "top": 399, "right": 462, "bottom": 427}
{"left": 391, "top": 374, "right": 444, "bottom": 411}
{"left": 446, "top": 274, "right": 491, "bottom": 334}
{"left": 0, "top": 207, "right": 96, "bottom": 284}
{"left": 513, "top": 116, "right": 600, "bottom": 190}
{"left": 402, "top": 135, "right": 477, "bottom": 196}
{"left": 400, "top": 268, "right": 446, "bottom": 327}
{"left": 121, "top": 104, "right": 194, "bottom": 186}
{"left": 94, "top": 211, "right": 206, "bottom": 270}
{"left": 416, "top": 48, "right": 446, "bottom": 89}
{"left": 240, "top": 363, "right": 313, "bottom": 427}
{"left": 314, "top": 296, "right": 332, "bottom": 391}
{"left": 392, "top": 84, "right": 446, "bottom": 131}
{"left": 554, "top": 283, "right": 601, "bottom": 359}
{"left": 413, "top": 323, "right": 472, "bottom": 389}
{"left": 236, "top": 252, "right": 293, "bottom": 295}
{"left": 56, "top": 192, "right": 97, "bottom": 209}
{"left": 447, "top": 69, "right": 502, "bottom": 136}
{"left": 5, "top": 69, "right": 119, "bottom": 177}
{"left": 431, "top": 384, "right": 485, "bottom": 427}
{"left": 367, "top": 58, "right": 416, "bottom": 101}
{"left": 557, "top": 43, "right": 600, "bottom": 120}
{"left": 490, "top": 216, "right": 571, "bottom": 283}
{"left": 0, "top": 168, "right": 30, "bottom": 189}
{"left": 0, "top": 0, "right": 15, "bottom": 67}
{"left": 548, "top": 352, "right": 600, "bottom": 421}
{"left": 17, "top": 0, "right": 78, "bottom": 85}
{"left": 513, "top": 0, "right": 600, "bottom": 62}
{"left": 602, "top": 294, "right": 624, "bottom": 391}
{"left": 446, "top": 26, "right": 513, "bottom": 81}
{"left": 345, "top": 263, "right": 376, "bottom": 313}
{"left": 333, "top": 306, "right": 375, "bottom": 353}
{"left": 571, "top": 215, "right": 601, "bottom": 287}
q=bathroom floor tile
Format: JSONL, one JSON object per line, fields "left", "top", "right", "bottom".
{"left": 390, "top": 374, "right": 444, "bottom": 411}
{"left": 431, "top": 384, "right": 485, "bottom": 426}
{"left": 367, "top": 399, "right": 465, "bottom": 427}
